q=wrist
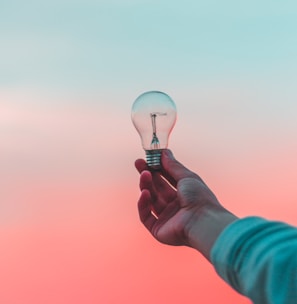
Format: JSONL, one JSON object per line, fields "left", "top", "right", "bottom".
{"left": 185, "top": 204, "right": 238, "bottom": 261}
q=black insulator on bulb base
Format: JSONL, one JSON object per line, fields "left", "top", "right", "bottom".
{"left": 145, "top": 149, "right": 163, "bottom": 170}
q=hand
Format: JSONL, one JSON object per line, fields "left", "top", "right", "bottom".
{"left": 135, "top": 150, "right": 236, "bottom": 259}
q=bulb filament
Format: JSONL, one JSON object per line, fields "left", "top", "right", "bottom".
{"left": 150, "top": 112, "right": 167, "bottom": 149}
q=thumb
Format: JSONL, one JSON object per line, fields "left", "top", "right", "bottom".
{"left": 161, "top": 150, "right": 200, "bottom": 186}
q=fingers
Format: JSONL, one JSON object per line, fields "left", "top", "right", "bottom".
{"left": 161, "top": 150, "right": 202, "bottom": 186}
{"left": 135, "top": 151, "right": 198, "bottom": 184}
{"left": 139, "top": 170, "right": 153, "bottom": 193}
{"left": 138, "top": 189, "right": 158, "bottom": 232}
{"left": 135, "top": 158, "right": 148, "bottom": 174}
{"left": 135, "top": 159, "right": 177, "bottom": 202}
{"left": 138, "top": 170, "right": 174, "bottom": 214}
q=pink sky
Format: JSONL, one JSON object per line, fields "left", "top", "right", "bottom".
{"left": 1, "top": 89, "right": 296, "bottom": 303}
{"left": 1, "top": 1, "right": 297, "bottom": 302}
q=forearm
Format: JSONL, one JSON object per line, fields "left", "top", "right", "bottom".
{"left": 186, "top": 204, "right": 238, "bottom": 261}
{"left": 211, "top": 217, "right": 297, "bottom": 303}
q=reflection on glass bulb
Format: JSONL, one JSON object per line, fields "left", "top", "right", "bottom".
{"left": 131, "top": 91, "right": 177, "bottom": 169}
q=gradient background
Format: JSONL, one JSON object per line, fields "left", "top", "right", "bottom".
{"left": 1, "top": 1, "right": 297, "bottom": 303}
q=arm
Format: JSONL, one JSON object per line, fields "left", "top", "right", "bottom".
{"left": 135, "top": 149, "right": 297, "bottom": 304}
{"left": 211, "top": 216, "right": 297, "bottom": 304}
{"left": 135, "top": 149, "right": 238, "bottom": 261}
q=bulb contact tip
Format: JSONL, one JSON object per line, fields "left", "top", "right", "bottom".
{"left": 145, "top": 149, "right": 162, "bottom": 170}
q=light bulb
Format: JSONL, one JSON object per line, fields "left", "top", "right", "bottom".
{"left": 131, "top": 91, "right": 177, "bottom": 169}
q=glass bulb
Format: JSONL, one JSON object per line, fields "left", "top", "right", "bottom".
{"left": 131, "top": 91, "right": 177, "bottom": 169}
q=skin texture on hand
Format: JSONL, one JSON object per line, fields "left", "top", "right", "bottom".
{"left": 135, "top": 149, "right": 238, "bottom": 261}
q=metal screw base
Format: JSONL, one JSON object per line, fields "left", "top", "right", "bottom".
{"left": 145, "top": 149, "right": 163, "bottom": 170}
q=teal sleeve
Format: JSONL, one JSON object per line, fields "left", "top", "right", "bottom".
{"left": 210, "top": 217, "right": 297, "bottom": 304}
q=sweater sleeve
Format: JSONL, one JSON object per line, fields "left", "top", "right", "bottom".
{"left": 210, "top": 216, "right": 297, "bottom": 304}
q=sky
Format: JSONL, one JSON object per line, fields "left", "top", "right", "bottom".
{"left": 1, "top": 0, "right": 297, "bottom": 303}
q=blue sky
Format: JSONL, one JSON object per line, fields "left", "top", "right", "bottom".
{"left": 1, "top": 0, "right": 297, "bottom": 95}
{"left": 1, "top": 3, "right": 297, "bottom": 303}
{"left": 1, "top": 0, "right": 297, "bottom": 155}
